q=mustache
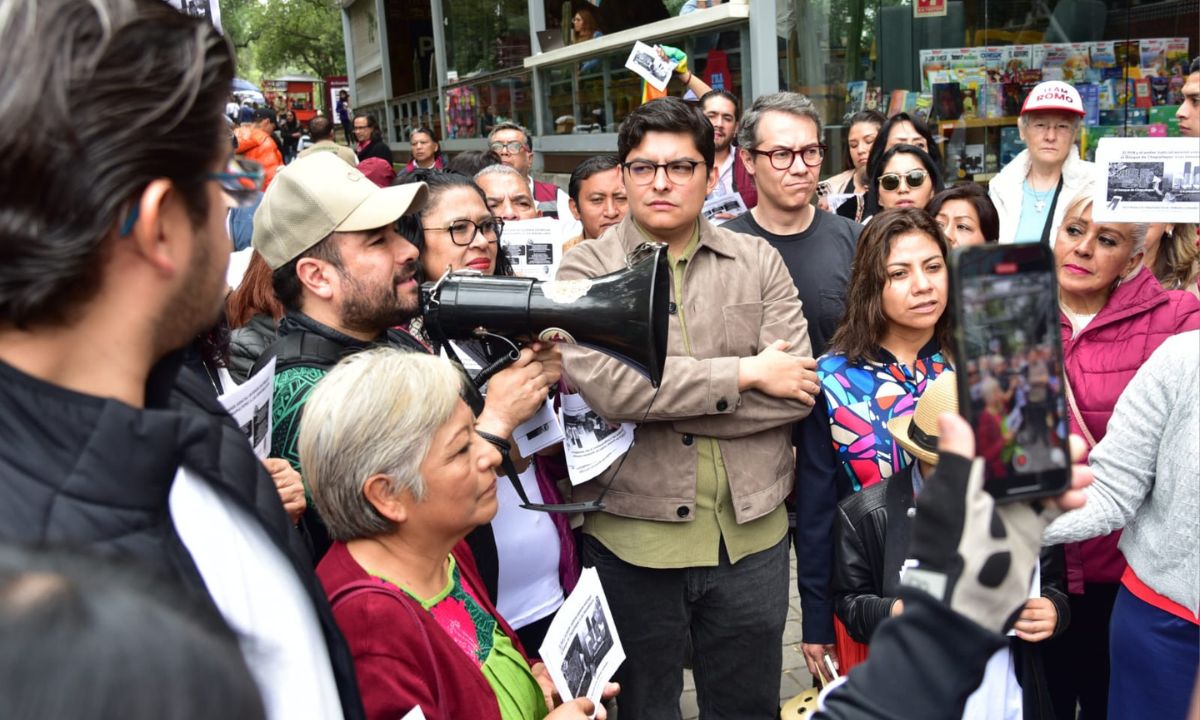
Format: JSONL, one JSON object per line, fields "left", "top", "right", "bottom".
{"left": 394, "top": 260, "right": 418, "bottom": 285}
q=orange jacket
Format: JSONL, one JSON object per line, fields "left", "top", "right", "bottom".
{"left": 234, "top": 126, "right": 283, "bottom": 190}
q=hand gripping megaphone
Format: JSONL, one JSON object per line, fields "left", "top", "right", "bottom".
{"left": 420, "top": 242, "right": 670, "bottom": 387}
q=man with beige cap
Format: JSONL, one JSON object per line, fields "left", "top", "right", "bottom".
{"left": 250, "top": 151, "right": 430, "bottom": 560}
{"left": 832, "top": 372, "right": 1070, "bottom": 718}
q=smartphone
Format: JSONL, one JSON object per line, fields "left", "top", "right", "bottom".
{"left": 950, "top": 243, "right": 1070, "bottom": 503}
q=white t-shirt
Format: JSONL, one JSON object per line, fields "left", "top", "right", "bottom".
{"left": 492, "top": 464, "right": 565, "bottom": 630}
{"left": 711, "top": 151, "right": 736, "bottom": 200}
{"left": 170, "top": 468, "right": 344, "bottom": 720}
{"left": 961, "top": 646, "right": 1023, "bottom": 720}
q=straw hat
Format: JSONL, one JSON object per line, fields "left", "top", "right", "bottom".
{"left": 886, "top": 371, "right": 958, "bottom": 466}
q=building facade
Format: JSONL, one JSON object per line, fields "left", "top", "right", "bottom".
{"left": 341, "top": 0, "right": 1197, "bottom": 182}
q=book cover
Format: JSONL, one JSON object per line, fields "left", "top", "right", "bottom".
{"left": 1114, "top": 40, "right": 1140, "bottom": 69}
{"left": 1150, "top": 76, "right": 1170, "bottom": 106}
{"left": 1149, "top": 105, "right": 1181, "bottom": 134}
{"left": 999, "top": 126, "right": 1025, "bottom": 166}
{"left": 1035, "top": 44, "right": 1071, "bottom": 81}
{"left": 980, "top": 47, "right": 1007, "bottom": 83}
{"left": 921, "top": 50, "right": 951, "bottom": 93}
{"left": 1090, "top": 41, "right": 1117, "bottom": 70}
{"left": 864, "top": 86, "right": 883, "bottom": 113}
{"left": 1126, "top": 108, "right": 1149, "bottom": 125}
{"left": 1139, "top": 38, "right": 1167, "bottom": 76}
{"left": 932, "top": 82, "right": 963, "bottom": 121}
{"left": 962, "top": 143, "right": 985, "bottom": 177}
{"left": 1003, "top": 81, "right": 1025, "bottom": 116}
{"left": 983, "top": 83, "right": 1005, "bottom": 119}
{"left": 1134, "top": 77, "right": 1152, "bottom": 108}
{"left": 961, "top": 86, "right": 979, "bottom": 119}
{"left": 1062, "top": 43, "right": 1092, "bottom": 84}
{"left": 845, "top": 81, "right": 866, "bottom": 118}
{"left": 913, "top": 93, "right": 933, "bottom": 124}
{"left": 1098, "top": 78, "right": 1118, "bottom": 111}
{"left": 1077, "top": 83, "right": 1100, "bottom": 126}
{"left": 1004, "top": 46, "right": 1032, "bottom": 79}
{"left": 887, "top": 89, "right": 909, "bottom": 117}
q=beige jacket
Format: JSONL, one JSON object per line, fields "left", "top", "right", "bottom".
{"left": 556, "top": 215, "right": 814, "bottom": 523}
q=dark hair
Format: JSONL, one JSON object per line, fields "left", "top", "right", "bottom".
{"left": 617, "top": 96, "right": 715, "bottom": 168}
{"left": 0, "top": 546, "right": 264, "bottom": 720}
{"left": 409, "top": 126, "right": 445, "bottom": 165}
{"left": 395, "top": 172, "right": 516, "bottom": 277}
{"left": 863, "top": 112, "right": 941, "bottom": 190}
{"left": 700, "top": 89, "right": 741, "bottom": 120}
{"left": 861, "top": 143, "right": 945, "bottom": 218}
{"left": 308, "top": 115, "right": 335, "bottom": 141}
{"left": 354, "top": 113, "right": 382, "bottom": 143}
{"left": 446, "top": 150, "right": 502, "bottom": 177}
{"left": 1191, "top": 57, "right": 1200, "bottom": 74}
{"left": 568, "top": 155, "right": 621, "bottom": 203}
{"left": 843, "top": 109, "right": 886, "bottom": 168}
{"left": 828, "top": 207, "right": 953, "bottom": 363}
{"left": 927, "top": 183, "right": 1000, "bottom": 243}
{"left": 271, "top": 236, "right": 342, "bottom": 313}
{"left": 0, "top": 0, "right": 234, "bottom": 329}
{"left": 227, "top": 251, "right": 285, "bottom": 327}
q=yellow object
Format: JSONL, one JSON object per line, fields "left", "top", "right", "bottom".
{"left": 780, "top": 689, "right": 821, "bottom": 719}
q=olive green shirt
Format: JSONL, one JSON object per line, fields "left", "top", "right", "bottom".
{"left": 583, "top": 222, "right": 788, "bottom": 568}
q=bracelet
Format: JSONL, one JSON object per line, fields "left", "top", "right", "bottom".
{"left": 682, "top": 71, "right": 693, "bottom": 84}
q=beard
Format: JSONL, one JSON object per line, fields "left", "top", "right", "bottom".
{"left": 337, "top": 262, "right": 420, "bottom": 336}
{"left": 155, "top": 226, "right": 229, "bottom": 358}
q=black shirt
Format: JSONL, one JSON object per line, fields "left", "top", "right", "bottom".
{"left": 722, "top": 208, "right": 862, "bottom": 358}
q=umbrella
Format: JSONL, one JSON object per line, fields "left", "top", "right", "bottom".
{"left": 232, "top": 78, "right": 259, "bottom": 93}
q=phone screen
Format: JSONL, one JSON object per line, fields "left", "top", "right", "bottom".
{"left": 951, "top": 244, "right": 1070, "bottom": 502}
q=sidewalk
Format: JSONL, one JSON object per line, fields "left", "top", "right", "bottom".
{"left": 679, "top": 554, "right": 814, "bottom": 718}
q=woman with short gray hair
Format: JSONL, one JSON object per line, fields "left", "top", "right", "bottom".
{"left": 302, "top": 349, "right": 615, "bottom": 720}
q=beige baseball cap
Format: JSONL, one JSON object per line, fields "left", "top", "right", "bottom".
{"left": 253, "top": 152, "right": 428, "bottom": 270}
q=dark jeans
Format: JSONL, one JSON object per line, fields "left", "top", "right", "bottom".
{"left": 582, "top": 534, "right": 789, "bottom": 720}
{"left": 1042, "top": 582, "right": 1119, "bottom": 720}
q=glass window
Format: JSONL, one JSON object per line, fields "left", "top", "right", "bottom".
{"left": 445, "top": 73, "right": 535, "bottom": 139}
{"left": 443, "top": 0, "right": 532, "bottom": 78}
{"left": 392, "top": 95, "right": 442, "bottom": 144}
{"left": 781, "top": 0, "right": 1198, "bottom": 183}
{"left": 540, "top": 30, "right": 745, "bottom": 135}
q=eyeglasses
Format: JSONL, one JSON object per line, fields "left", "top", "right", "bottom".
{"left": 489, "top": 141, "right": 528, "bottom": 154}
{"left": 878, "top": 170, "right": 928, "bottom": 192}
{"left": 119, "top": 156, "right": 264, "bottom": 236}
{"left": 748, "top": 144, "right": 827, "bottom": 170}
{"left": 622, "top": 159, "right": 706, "bottom": 185}
{"left": 353, "top": 124, "right": 370, "bottom": 131}
{"left": 422, "top": 217, "right": 504, "bottom": 246}
{"left": 1028, "top": 120, "right": 1075, "bottom": 135}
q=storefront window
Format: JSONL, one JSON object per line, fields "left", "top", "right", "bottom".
{"left": 442, "top": 0, "right": 532, "bottom": 78}
{"left": 445, "top": 73, "right": 535, "bottom": 139}
{"left": 540, "top": 29, "right": 744, "bottom": 135}
{"left": 781, "top": 0, "right": 1197, "bottom": 183}
{"left": 392, "top": 95, "right": 443, "bottom": 144}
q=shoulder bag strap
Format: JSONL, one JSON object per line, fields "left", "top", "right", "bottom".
{"left": 1061, "top": 372, "right": 1097, "bottom": 449}
{"left": 1039, "top": 175, "right": 1066, "bottom": 246}
{"left": 330, "top": 580, "right": 447, "bottom": 710}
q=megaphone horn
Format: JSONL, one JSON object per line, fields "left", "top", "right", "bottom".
{"left": 421, "top": 243, "right": 670, "bottom": 387}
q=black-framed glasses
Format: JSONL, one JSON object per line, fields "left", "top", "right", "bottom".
{"left": 878, "top": 170, "right": 929, "bottom": 192}
{"left": 422, "top": 217, "right": 504, "bottom": 246}
{"left": 119, "top": 156, "right": 264, "bottom": 236}
{"left": 749, "top": 144, "right": 826, "bottom": 170}
{"left": 622, "top": 159, "right": 706, "bottom": 185}
{"left": 489, "top": 141, "right": 527, "bottom": 154}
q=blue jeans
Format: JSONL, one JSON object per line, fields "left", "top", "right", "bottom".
{"left": 582, "top": 534, "right": 789, "bottom": 720}
{"left": 1108, "top": 585, "right": 1199, "bottom": 719}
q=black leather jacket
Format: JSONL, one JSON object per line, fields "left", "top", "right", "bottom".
{"left": 833, "top": 466, "right": 1071, "bottom": 719}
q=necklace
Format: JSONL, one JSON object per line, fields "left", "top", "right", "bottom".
{"left": 1026, "top": 175, "right": 1056, "bottom": 212}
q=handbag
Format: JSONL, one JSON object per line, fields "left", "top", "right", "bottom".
{"left": 1061, "top": 373, "right": 1097, "bottom": 449}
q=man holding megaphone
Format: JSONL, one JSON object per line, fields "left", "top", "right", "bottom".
{"left": 557, "top": 96, "right": 823, "bottom": 718}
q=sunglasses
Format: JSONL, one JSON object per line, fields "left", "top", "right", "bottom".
{"left": 119, "top": 156, "right": 265, "bottom": 236}
{"left": 877, "top": 170, "right": 928, "bottom": 192}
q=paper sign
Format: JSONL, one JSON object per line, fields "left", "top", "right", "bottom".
{"left": 400, "top": 708, "right": 427, "bottom": 720}
{"left": 625, "top": 41, "right": 677, "bottom": 92}
{"left": 559, "top": 393, "right": 635, "bottom": 485}
{"left": 702, "top": 192, "right": 748, "bottom": 225}
{"left": 539, "top": 568, "right": 625, "bottom": 710}
{"left": 500, "top": 216, "right": 573, "bottom": 281}
{"left": 1092, "top": 137, "right": 1200, "bottom": 224}
{"left": 217, "top": 357, "right": 275, "bottom": 459}
{"left": 914, "top": 0, "right": 947, "bottom": 17}
{"left": 514, "top": 399, "right": 566, "bottom": 458}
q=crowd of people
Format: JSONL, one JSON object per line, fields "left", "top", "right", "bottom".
{"left": 1, "top": 1, "right": 1198, "bottom": 719}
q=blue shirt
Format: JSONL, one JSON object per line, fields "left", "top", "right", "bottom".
{"left": 1013, "top": 180, "right": 1052, "bottom": 243}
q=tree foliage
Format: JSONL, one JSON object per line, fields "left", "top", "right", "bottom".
{"left": 224, "top": 0, "right": 347, "bottom": 81}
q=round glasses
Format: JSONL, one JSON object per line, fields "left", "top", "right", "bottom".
{"left": 622, "top": 159, "right": 706, "bottom": 185}
{"left": 878, "top": 170, "right": 928, "bottom": 192}
{"left": 422, "top": 217, "right": 504, "bottom": 246}
{"left": 489, "top": 141, "right": 527, "bottom": 154}
{"left": 749, "top": 144, "right": 826, "bottom": 170}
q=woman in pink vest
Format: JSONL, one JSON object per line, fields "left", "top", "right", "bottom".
{"left": 1041, "top": 189, "right": 1200, "bottom": 719}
